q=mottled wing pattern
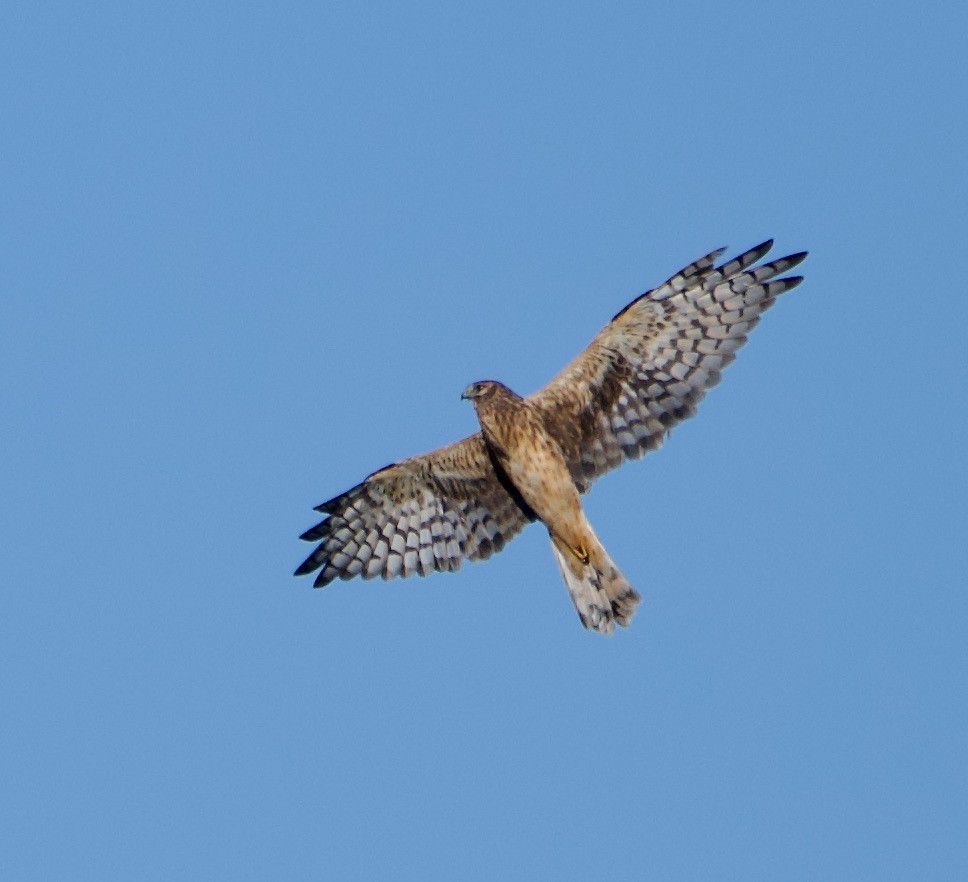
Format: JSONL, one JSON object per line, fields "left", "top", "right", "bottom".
{"left": 530, "top": 241, "right": 807, "bottom": 491}
{"left": 295, "top": 434, "right": 535, "bottom": 587}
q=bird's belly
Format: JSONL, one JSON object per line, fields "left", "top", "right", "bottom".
{"left": 504, "top": 444, "right": 583, "bottom": 527}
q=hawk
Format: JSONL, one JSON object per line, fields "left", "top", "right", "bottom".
{"left": 296, "top": 240, "right": 807, "bottom": 634}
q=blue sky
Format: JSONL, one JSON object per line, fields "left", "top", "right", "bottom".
{"left": 2, "top": 1, "right": 966, "bottom": 879}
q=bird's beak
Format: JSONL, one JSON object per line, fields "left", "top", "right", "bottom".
{"left": 460, "top": 385, "right": 474, "bottom": 401}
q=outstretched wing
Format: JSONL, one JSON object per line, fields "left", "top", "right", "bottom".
{"left": 530, "top": 241, "right": 807, "bottom": 491}
{"left": 295, "top": 434, "right": 535, "bottom": 587}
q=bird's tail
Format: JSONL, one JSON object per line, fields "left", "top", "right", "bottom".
{"left": 550, "top": 527, "right": 641, "bottom": 636}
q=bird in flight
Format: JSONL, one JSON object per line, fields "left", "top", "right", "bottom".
{"left": 296, "top": 240, "right": 807, "bottom": 634}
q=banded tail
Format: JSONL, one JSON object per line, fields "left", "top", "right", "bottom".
{"left": 550, "top": 526, "right": 641, "bottom": 635}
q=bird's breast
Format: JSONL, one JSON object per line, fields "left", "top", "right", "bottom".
{"left": 481, "top": 407, "right": 582, "bottom": 526}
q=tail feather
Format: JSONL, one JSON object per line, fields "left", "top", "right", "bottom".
{"left": 550, "top": 535, "right": 641, "bottom": 635}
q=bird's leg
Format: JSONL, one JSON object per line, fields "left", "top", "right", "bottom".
{"left": 550, "top": 532, "right": 590, "bottom": 567}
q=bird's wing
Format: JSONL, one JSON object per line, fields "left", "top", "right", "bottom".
{"left": 295, "top": 433, "right": 536, "bottom": 586}
{"left": 529, "top": 241, "right": 807, "bottom": 491}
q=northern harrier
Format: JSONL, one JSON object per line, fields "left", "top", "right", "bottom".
{"left": 296, "top": 241, "right": 807, "bottom": 634}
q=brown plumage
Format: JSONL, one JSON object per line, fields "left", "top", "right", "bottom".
{"left": 296, "top": 240, "right": 807, "bottom": 634}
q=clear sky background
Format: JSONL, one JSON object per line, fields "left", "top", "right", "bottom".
{"left": 2, "top": 2, "right": 966, "bottom": 879}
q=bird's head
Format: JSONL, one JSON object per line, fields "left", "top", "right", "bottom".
{"left": 461, "top": 380, "right": 503, "bottom": 403}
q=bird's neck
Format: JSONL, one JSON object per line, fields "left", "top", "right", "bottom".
{"left": 475, "top": 389, "right": 524, "bottom": 457}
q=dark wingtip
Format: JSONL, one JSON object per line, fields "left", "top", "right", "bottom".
{"left": 299, "top": 521, "right": 330, "bottom": 542}
{"left": 751, "top": 238, "right": 774, "bottom": 259}
{"left": 294, "top": 557, "right": 318, "bottom": 577}
{"left": 715, "top": 240, "right": 773, "bottom": 276}
{"left": 779, "top": 275, "right": 805, "bottom": 291}
{"left": 313, "top": 569, "right": 336, "bottom": 588}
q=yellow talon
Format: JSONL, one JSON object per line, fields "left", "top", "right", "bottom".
{"left": 572, "top": 543, "right": 589, "bottom": 564}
